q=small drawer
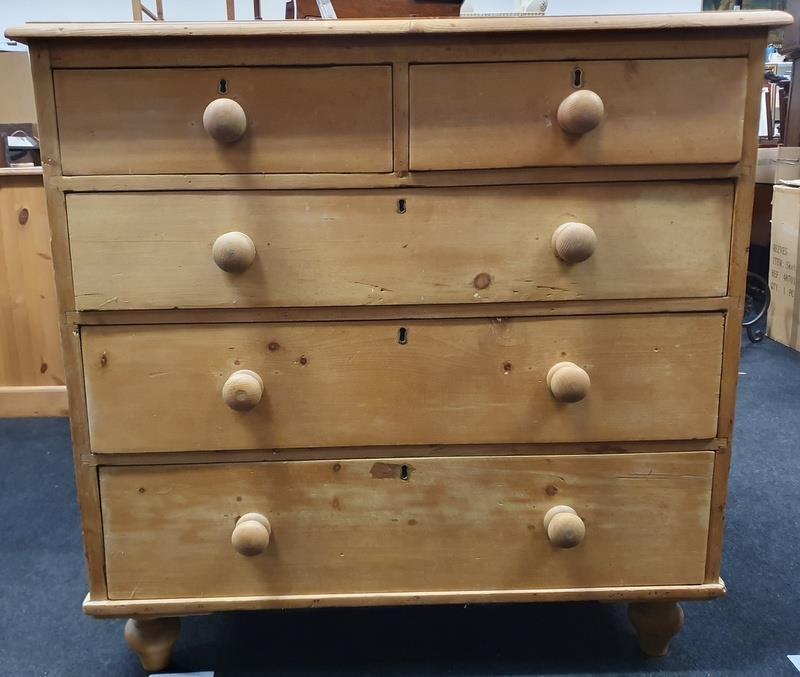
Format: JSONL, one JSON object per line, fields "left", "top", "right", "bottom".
{"left": 82, "top": 314, "right": 723, "bottom": 454}
{"left": 409, "top": 59, "right": 747, "bottom": 170}
{"left": 67, "top": 181, "right": 733, "bottom": 311}
{"left": 54, "top": 66, "right": 393, "bottom": 175}
{"left": 100, "top": 452, "right": 714, "bottom": 600}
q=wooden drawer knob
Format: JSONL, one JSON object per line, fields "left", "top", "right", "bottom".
{"left": 547, "top": 361, "right": 590, "bottom": 403}
{"left": 212, "top": 231, "right": 256, "bottom": 273}
{"left": 203, "top": 98, "right": 247, "bottom": 143}
{"left": 552, "top": 222, "right": 597, "bottom": 264}
{"left": 231, "top": 512, "right": 271, "bottom": 556}
{"left": 222, "top": 369, "right": 263, "bottom": 411}
{"left": 557, "top": 89, "right": 604, "bottom": 135}
{"left": 543, "top": 505, "right": 586, "bottom": 549}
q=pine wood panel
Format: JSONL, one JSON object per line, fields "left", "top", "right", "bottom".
{"left": 82, "top": 314, "right": 724, "bottom": 454}
{"left": 44, "top": 34, "right": 754, "bottom": 70}
{"left": 410, "top": 59, "right": 748, "bottom": 170}
{"left": 84, "top": 581, "right": 727, "bottom": 617}
{"left": 705, "top": 38, "right": 769, "bottom": 584}
{"left": 67, "top": 182, "right": 733, "bottom": 311}
{"left": 53, "top": 66, "right": 393, "bottom": 176}
{"left": 67, "top": 297, "right": 733, "bottom": 329}
{"left": 6, "top": 11, "right": 792, "bottom": 42}
{"left": 0, "top": 175, "right": 65, "bottom": 394}
{"left": 53, "top": 164, "right": 742, "bottom": 193}
{"left": 14, "top": 13, "right": 785, "bottom": 619}
{"left": 100, "top": 452, "right": 714, "bottom": 600}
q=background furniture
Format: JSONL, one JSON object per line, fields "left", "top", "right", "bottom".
{"left": 8, "top": 10, "right": 791, "bottom": 670}
{"left": 0, "top": 166, "right": 66, "bottom": 417}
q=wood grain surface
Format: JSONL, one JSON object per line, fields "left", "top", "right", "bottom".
{"left": 410, "top": 59, "right": 747, "bottom": 169}
{"left": 54, "top": 66, "right": 393, "bottom": 175}
{"left": 67, "top": 182, "right": 733, "bottom": 310}
{"left": 82, "top": 314, "right": 724, "bottom": 453}
{"left": 100, "top": 452, "right": 714, "bottom": 599}
{"left": 0, "top": 175, "right": 64, "bottom": 393}
{"left": 6, "top": 11, "right": 792, "bottom": 42}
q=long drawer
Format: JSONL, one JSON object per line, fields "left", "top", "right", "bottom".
{"left": 100, "top": 452, "right": 714, "bottom": 600}
{"left": 67, "top": 182, "right": 733, "bottom": 310}
{"left": 410, "top": 59, "right": 747, "bottom": 170}
{"left": 82, "top": 314, "right": 724, "bottom": 453}
{"left": 53, "top": 66, "right": 394, "bottom": 175}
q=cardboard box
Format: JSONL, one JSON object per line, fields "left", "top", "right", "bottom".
{"left": 756, "top": 147, "right": 800, "bottom": 184}
{"left": 767, "top": 184, "right": 800, "bottom": 351}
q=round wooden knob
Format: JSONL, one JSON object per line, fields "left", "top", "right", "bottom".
{"left": 222, "top": 369, "right": 263, "bottom": 411}
{"left": 543, "top": 505, "right": 586, "bottom": 549}
{"left": 231, "top": 512, "right": 271, "bottom": 556}
{"left": 547, "top": 361, "right": 590, "bottom": 403}
{"left": 203, "top": 98, "right": 247, "bottom": 143}
{"left": 557, "top": 89, "right": 604, "bottom": 135}
{"left": 212, "top": 232, "right": 256, "bottom": 273}
{"left": 552, "top": 222, "right": 597, "bottom": 264}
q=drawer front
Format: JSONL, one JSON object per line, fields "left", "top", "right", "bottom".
{"left": 82, "top": 314, "right": 723, "bottom": 453}
{"left": 68, "top": 181, "right": 732, "bottom": 310}
{"left": 54, "top": 67, "right": 393, "bottom": 175}
{"left": 100, "top": 452, "right": 714, "bottom": 599}
{"left": 410, "top": 59, "right": 747, "bottom": 170}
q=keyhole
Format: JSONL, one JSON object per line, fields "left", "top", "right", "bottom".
{"left": 400, "top": 465, "right": 409, "bottom": 481}
{"left": 218, "top": 78, "right": 229, "bottom": 94}
{"left": 397, "top": 198, "right": 406, "bottom": 214}
{"left": 397, "top": 327, "right": 408, "bottom": 345}
{"left": 572, "top": 68, "right": 583, "bottom": 89}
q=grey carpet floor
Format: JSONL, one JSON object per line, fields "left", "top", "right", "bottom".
{"left": 1, "top": 335, "right": 798, "bottom": 677}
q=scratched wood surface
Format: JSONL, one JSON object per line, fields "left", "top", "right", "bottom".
{"left": 67, "top": 182, "right": 733, "bottom": 310}
{"left": 0, "top": 173, "right": 66, "bottom": 415}
{"left": 12, "top": 13, "right": 785, "bottom": 623}
{"left": 410, "top": 59, "right": 747, "bottom": 170}
{"left": 100, "top": 452, "right": 714, "bottom": 599}
{"left": 54, "top": 66, "right": 394, "bottom": 175}
{"left": 82, "top": 314, "right": 724, "bottom": 453}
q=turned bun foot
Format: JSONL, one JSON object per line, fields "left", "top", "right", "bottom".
{"left": 628, "top": 601, "right": 684, "bottom": 657}
{"left": 124, "top": 617, "right": 181, "bottom": 671}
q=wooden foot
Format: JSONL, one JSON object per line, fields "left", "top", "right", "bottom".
{"left": 628, "top": 602, "right": 684, "bottom": 657}
{"left": 124, "top": 617, "right": 181, "bottom": 671}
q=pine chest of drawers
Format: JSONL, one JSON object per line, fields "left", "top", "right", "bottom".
{"left": 8, "top": 11, "right": 791, "bottom": 671}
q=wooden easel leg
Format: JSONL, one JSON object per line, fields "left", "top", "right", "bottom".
{"left": 124, "top": 617, "right": 181, "bottom": 671}
{"left": 628, "top": 601, "right": 684, "bottom": 657}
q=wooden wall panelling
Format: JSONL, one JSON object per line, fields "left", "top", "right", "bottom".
{"left": 0, "top": 170, "right": 66, "bottom": 417}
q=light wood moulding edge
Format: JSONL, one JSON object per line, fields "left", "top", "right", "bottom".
{"left": 29, "top": 46, "right": 107, "bottom": 599}
{"left": 0, "top": 386, "right": 68, "bottom": 417}
{"left": 54, "top": 166, "right": 742, "bottom": 192}
{"left": 83, "top": 438, "right": 728, "bottom": 466}
{"left": 41, "top": 31, "right": 758, "bottom": 69}
{"left": 67, "top": 298, "right": 733, "bottom": 327}
{"left": 703, "top": 36, "right": 767, "bottom": 584}
{"left": 7, "top": 11, "right": 791, "bottom": 41}
{"left": 82, "top": 580, "right": 727, "bottom": 618}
